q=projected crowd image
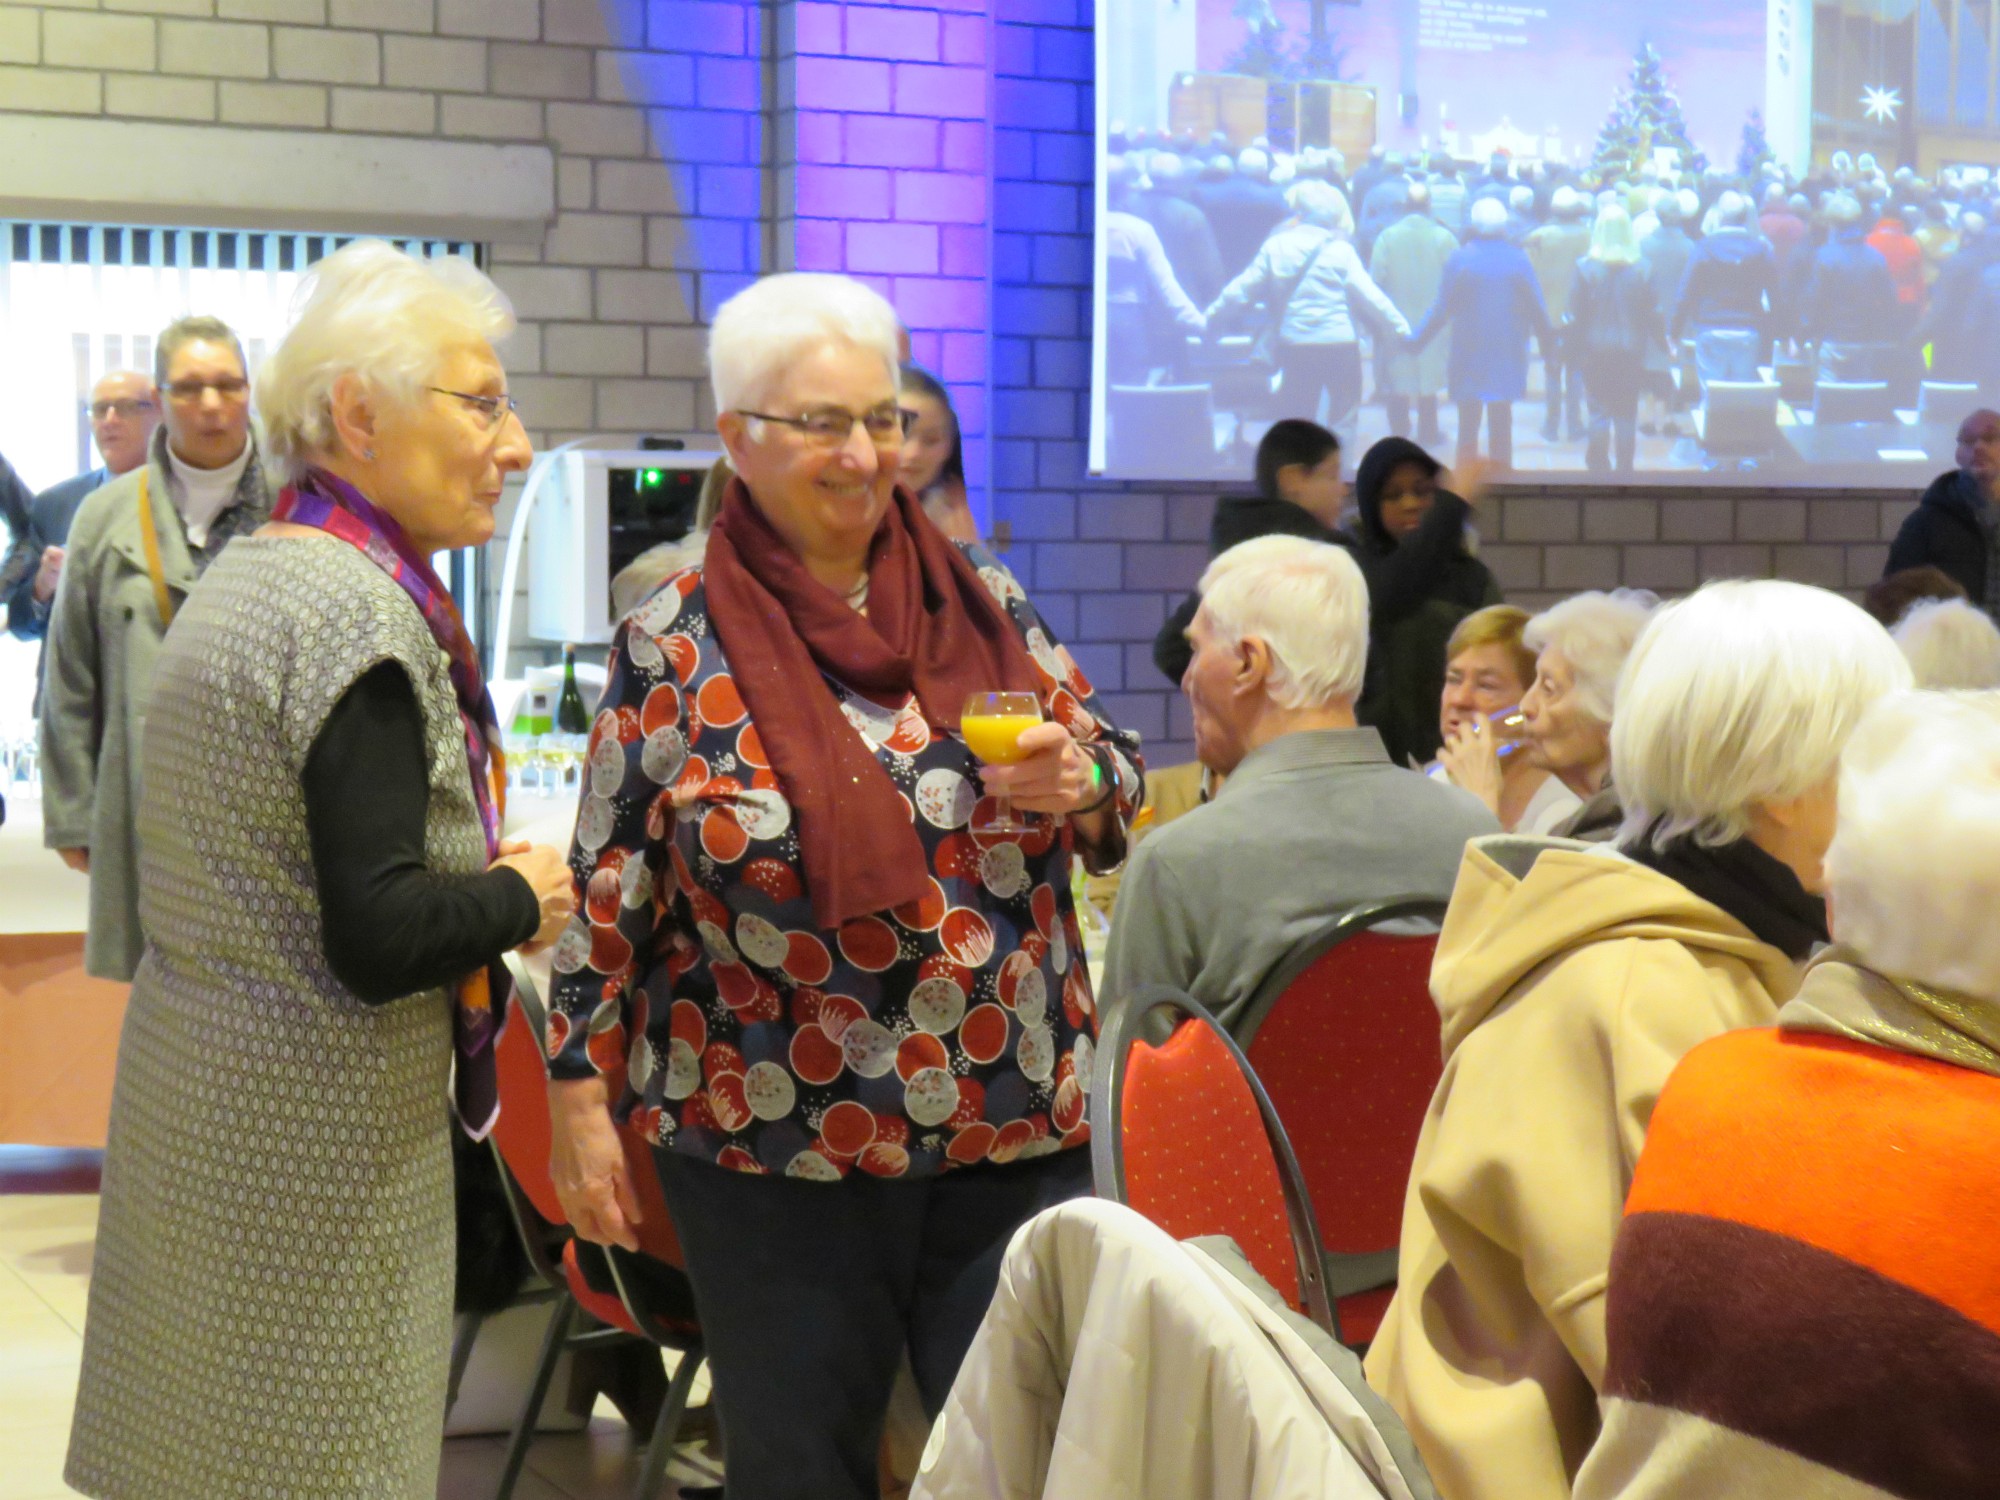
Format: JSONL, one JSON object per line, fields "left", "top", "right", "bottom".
{"left": 1093, "top": 0, "right": 2000, "bottom": 485}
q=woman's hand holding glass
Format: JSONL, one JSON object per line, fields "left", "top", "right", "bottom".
{"left": 490, "top": 838, "right": 576, "bottom": 951}
{"left": 976, "top": 719, "right": 1104, "bottom": 816}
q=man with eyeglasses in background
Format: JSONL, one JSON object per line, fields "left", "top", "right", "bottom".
{"left": 40, "top": 315, "right": 273, "bottom": 981}
{"left": 7, "top": 372, "right": 161, "bottom": 648}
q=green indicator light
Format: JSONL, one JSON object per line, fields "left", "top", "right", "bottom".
{"left": 644, "top": 468, "right": 663, "bottom": 486}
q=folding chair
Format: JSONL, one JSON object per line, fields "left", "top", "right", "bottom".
{"left": 486, "top": 956, "right": 709, "bottom": 1500}
{"left": 1812, "top": 378, "right": 1894, "bottom": 425}
{"left": 1237, "top": 897, "right": 1448, "bottom": 1347}
{"left": 1090, "top": 984, "right": 1337, "bottom": 1338}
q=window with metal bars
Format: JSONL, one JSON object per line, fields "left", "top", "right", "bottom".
{"left": 0, "top": 221, "right": 482, "bottom": 489}
{"left": 0, "top": 222, "right": 490, "bottom": 727}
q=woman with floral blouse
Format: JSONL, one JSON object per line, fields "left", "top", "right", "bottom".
{"left": 546, "top": 271, "right": 1144, "bottom": 1500}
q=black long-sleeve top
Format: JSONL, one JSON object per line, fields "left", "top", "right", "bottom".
{"left": 302, "top": 661, "right": 540, "bottom": 1004}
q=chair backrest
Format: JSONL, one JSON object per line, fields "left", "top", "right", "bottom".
{"left": 1239, "top": 898, "right": 1448, "bottom": 1341}
{"left": 1701, "top": 379, "right": 1780, "bottom": 453}
{"left": 1240, "top": 898, "right": 1446, "bottom": 1236}
{"left": 1918, "top": 379, "right": 1983, "bottom": 423}
{"left": 1091, "top": 985, "right": 1336, "bottom": 1335}
{"left": 493, "top": 964, "right": 566, "bottom": 1228}
{"left": 1813, "top": 378, "right": 1893, "bottom": 424}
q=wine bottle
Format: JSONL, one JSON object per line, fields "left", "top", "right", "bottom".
{"left": 555, "top": 644, "right": 590, "bottom": 734}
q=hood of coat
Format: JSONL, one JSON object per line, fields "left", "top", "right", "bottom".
{"left": 1207, "top": 493, "right": 1342, "bottom": 556}
{"left": 1430, "top": 835, "right": 1800, "bottom": 1060}
{"left": 1351, "top": 436, "right": 1443, "bottom": 553}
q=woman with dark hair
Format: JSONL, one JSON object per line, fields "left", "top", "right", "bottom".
{"left": 899, "top": 363, "right": 978, "bottom": 544}
{"left": 1150, "top": 418, "right": 1346, "bottom": 684}
{"left": 1347, "top": 436, "right": 1502, "bottom": 764}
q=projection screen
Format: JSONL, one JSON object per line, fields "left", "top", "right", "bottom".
{"left": 1091, "top": 0, "right": 2000, "bottom": 485}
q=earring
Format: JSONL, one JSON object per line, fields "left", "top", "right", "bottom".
{"left": 363, "top": 447, "right": 375, "bottom": 460}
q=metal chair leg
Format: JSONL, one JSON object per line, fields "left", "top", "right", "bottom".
{"left": 633, "top": 1346, "right": 704, "bottom": 1500}
{"left": 446, "top": 1310, "right": 484, "bottom": 1421}
{"left": 496, "top": 1293, "right": 577, "bottom": 1500}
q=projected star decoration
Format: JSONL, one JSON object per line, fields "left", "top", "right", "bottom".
{"left": 1861, "top": 84, "right": 1902, "bottom": 123}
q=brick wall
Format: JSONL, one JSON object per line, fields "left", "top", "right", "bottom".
{"left": 0, "top": 0, "right": 767, "bottom": 450}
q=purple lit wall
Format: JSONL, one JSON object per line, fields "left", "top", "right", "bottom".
{"left": 785, "top": 0, "right": 995, "bottom": 524}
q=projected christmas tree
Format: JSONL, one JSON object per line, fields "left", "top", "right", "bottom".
{"left": 1225, "top": 0, "right": 1297, "bottom": 80}
{"left": 1737, "top": 109, "right": 1774, "bottom": 179}
{"left": 1224, "top": 0, "right": 1348, "bottom": 81}
{"left": 1589, "top": 43, "right": 1708, "bottom": 181}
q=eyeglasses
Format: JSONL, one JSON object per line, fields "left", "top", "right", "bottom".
{"left": 430, "top": 387, "right": 520, "bottom": 429}
{"left": 737, "top": 405, "right": 912, "bottom": 448}
{"left": 90, "top": 399, "right": 157, "bottom": 420}
{"left": 164, "top": 377, "right": 249, "bottom": 403}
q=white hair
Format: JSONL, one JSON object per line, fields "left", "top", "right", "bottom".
{"left": 1827, "top": 690, "right": 2000, "bottom": 997}
{"left": 1197, "top": 535, "right": 1369, "bottom": 709}
{"left": 1288, "top": 178, "right": 1354, "bottom": 234}
{"left": 1614, "top": 580, "right": 1912, "bottom": 849}
{"left": 1522, "top": 589, "right": 1658, "bottom": 724}
{"left": 707, "top": 272, "right": 901, "bottom": 418}
{"left": 1893, "top": 598, "right": 2000, "bottom": 688}
{"left": 1469, "top": 196, "right": 1509, "bottom": 235}
{"left": 257, "top": 239, "right": 513, "bottom": 479}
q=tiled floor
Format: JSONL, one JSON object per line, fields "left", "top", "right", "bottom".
{"left": 0, "top": 1152, "right": 722, "bottom": 1500}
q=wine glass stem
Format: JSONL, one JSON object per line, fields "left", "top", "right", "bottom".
{"left": 997, "top": 790, "right": 1013, "bottom": 829}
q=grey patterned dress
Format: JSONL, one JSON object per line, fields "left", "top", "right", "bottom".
{"left": 67, "top": 536, "right": 490, "bottom": 1500}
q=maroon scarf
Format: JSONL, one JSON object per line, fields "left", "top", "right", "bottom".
{"left": 702, "top": 479, "right": 1041, "bottom": 928}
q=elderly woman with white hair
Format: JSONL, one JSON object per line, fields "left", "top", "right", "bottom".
{"left": 65, "top": 242, "right": 575, "bottom": 1500}
{"left": 1893, "top": 596, "right": 2000, "bottom": 688}
{"left": 1576, "top": 689, "right": 2000, "bottom": 1498}
{"left": 544, "top": 271, "right": 1143, "bottom": 1500}
{"left": 1206, "top": 178, "right": 1411, "bottom": 430}
{"left": 1366, "top": 579, "right": 1911, "bottom": 1500}
{"left": 1468, "top": 587, "right": 1656, "bottom": 840}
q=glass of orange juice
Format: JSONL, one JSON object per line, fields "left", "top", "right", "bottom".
{"left": 962, "top": 691, "right": 1043, "bottom": 834}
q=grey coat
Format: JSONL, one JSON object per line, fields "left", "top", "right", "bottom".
{"left": 37, "top": 429, "right": 271, "bottom": 979}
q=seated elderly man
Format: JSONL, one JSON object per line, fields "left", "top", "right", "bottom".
{"left": 1575, "top": 690, "right": 2000, "bottom": 1499}
{"left": 1100, "top": 534, "right": 1497, "bottom": 1037}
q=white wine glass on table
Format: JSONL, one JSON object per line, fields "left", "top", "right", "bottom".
{"left": 962, "top": 691, "right": 1043, "bottom": 836}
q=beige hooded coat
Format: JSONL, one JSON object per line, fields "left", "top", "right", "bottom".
{"left": 1363, "top": 836, "right": 1801, "bottom": 1500}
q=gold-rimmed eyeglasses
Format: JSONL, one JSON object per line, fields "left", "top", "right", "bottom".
{"left": 737, "top": 404, "right": 912, "bottom": 448}
{"left": 430, "top": 387, "right": 520, "bottom": 429}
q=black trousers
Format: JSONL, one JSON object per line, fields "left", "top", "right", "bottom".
{"left": 655, "top": 1144, "right": 1093, "bottom": 1500}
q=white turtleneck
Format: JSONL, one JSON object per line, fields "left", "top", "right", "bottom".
{"left": 167, "top": 440, "right": 252, "bottom": 549}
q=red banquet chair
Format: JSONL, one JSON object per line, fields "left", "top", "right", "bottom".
{"left": 1090, "top": 984, "right": 1337, "bottom": 1337}
{"left": 487, "top": 954, "right": 709, "bottom": 1500}
{"left": 1237, "top": 896, "right": 1449, "bottom": 1348}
